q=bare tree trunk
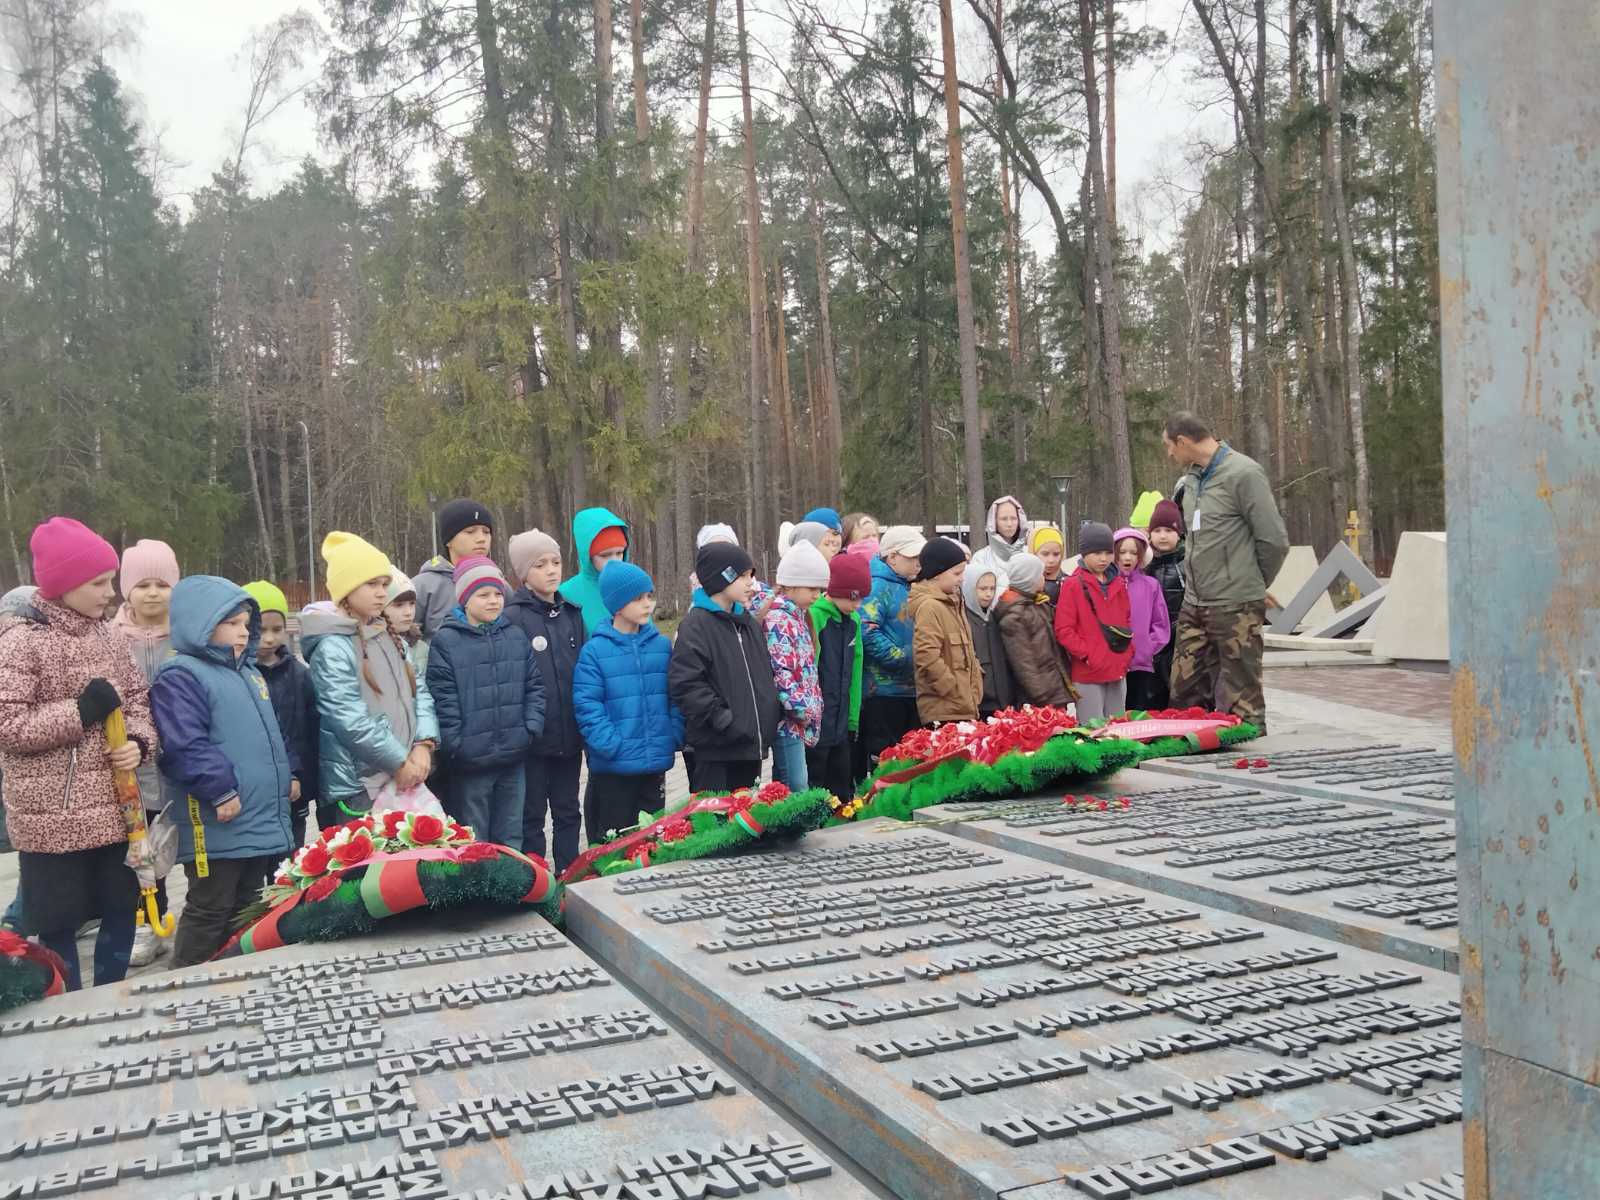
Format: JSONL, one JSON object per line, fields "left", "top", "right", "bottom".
{"left": 1078, "top": 0, "right": 1132, "bottom": 518}
{"left": 938, "top": 0, "right": 987, "bottom": 534}
{"left": 1104, "top": 0, "right": 1117, "bottom": 231}
{"left": 1249, "top": 0, "right": 1272, "bottom": 473}
{"left": 807, "top": 173, "right": 843, "bottom": 501}
{"left": 671, "top": 0, "right": 718, "bottom": 576}
{"left": 276, "top": 404, "right": 298, "bottom": 582}
{"left": 774, "top": 268, "right": 800, "bottom": 499}
{"left": 1081, "top": 168, "right": 1105, "bottom": 509}
{"left": 630, "top": 0, "right": 673, "bottom": 587}
{"left": 735, "top": 0, "right": 767, "bottom": 551}
{"left": 996, "top": 0, "right": 1025, "bottom": 494}
{"left": 549, "top": 0, "right": 587, "bottom": 502}
{"left": 1316, "top": 14, "right": 1350, "bottom": 533}
{"left": 1324, "top": 0, "right": 1372, "bottom": 565}
{"left": 240, "top": 321, "right": 276, "bottom": 578}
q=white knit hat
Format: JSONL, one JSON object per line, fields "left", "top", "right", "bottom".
{"left": 878, "top": 525, "right": 927, "bottom": 560}
{"left": 775, "top": 540, "right": 830, "bottom": 588}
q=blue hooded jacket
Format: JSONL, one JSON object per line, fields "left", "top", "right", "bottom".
{"left": 571, "top": 619, "right": 682, "bottom": 775}
{"left": 425, "top": 607, "right": 546, "bottom": 771}
{"left": 860, "top": 555, "right": 916, "bottom": 698}
{"left": 150, "top": 577, "right": 295, "bottom": 863}
{"left": 559, "top": 506, "right": 629, "bottom": 634}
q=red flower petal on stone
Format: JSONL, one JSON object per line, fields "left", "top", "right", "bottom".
{"left": 1252, "top": 758, "right": 1269, "bottom": 769}
{"left": 1233, "top": 757, "right": 1251, "bottom": 769}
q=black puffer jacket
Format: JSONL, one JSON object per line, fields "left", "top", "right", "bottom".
{"left": 1149, "top": 545, "right": 1187, "bottom": 626}
{"left": 259, "top": 653, "right": 320, "bottom": 809}
{"left": 668, "top": 592, "right": 782, "bottom": 763}
{"left": 503, "top": 588, "right": 587, "bottom": 758}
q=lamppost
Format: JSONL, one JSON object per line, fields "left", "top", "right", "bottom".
{"left": 428, "top": 494, "right": 440, "bottom": 560}
{"left": 297, "top": 421, "right": 315, "bottom": 602}
{"left": 1050, "top": 474, "right": 1075, "bottom": 540}
{"left": 934, "top": 423, "right": 964, "bottom": 534}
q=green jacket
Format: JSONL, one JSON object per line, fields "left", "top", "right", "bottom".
{"left": 1177, "top": 444, "right": 1289, "bottom": 607}
{"left": 809, "top": 597, "right": 863, "bottom": 734}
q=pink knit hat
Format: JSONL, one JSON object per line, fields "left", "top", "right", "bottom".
{"left": 30, "top": 517, "right": 119, "bottom": 601}
{"left": 120, "top": 539, "right": 180, "bottom": 596}
{"left": 453, "top": 555, "right": 508, "bottom": 606}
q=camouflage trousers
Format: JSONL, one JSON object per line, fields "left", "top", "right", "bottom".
{"left": 1169, "top": 600, "right": 1267, "bottom": 730}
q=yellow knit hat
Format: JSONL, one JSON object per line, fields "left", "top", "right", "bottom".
{"left": 1029, "top": 524, "right": 1064, "bottom": 553}
{"left": 321, "top": 531, "right": 393, "bottom": 603}
{"left": 1129, "top": 489, "right": 1166, "bottom": 529}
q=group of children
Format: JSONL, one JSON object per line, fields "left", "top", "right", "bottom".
{"left": 0, "top": 493, "right": 1186, "bottom": 991}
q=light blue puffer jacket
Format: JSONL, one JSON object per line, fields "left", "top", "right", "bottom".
{"left": 303, "top": 609, "right": 438, "bottom": 804}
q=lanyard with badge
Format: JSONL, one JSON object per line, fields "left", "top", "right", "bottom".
{"left": 1190, "top": 443, "right": 1230, "bottom": 532}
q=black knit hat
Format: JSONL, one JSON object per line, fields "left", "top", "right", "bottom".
{"left": 696, "top": 542, "right": 755, "bottom": 596}
{"left": 438, "top": 498, "right": 494, "bottom": 548}
{"left": 917, "top": 536, "right": 967, "bottom": 582}
{"left": 1078, "top": 521, "right": 1115, "bottom": 554}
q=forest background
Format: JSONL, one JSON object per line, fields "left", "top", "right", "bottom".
{"left": 0, "top": 0, "right": 1439, "bottom": 611}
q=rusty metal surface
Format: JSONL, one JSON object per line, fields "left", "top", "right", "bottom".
{"left": 913, "top": 772, "right": 1457, "bottom": 972}
{"left": 1436, "top": 1, "right": 1600, "bottom": 1195}
{"left": 565, "top": 822, "right": 1465, "bottom": 1200}
{"left": 0, "top": 908, "right": 870, "bottom": 1199}
{"left": 1141, "top": 744, "right": 1456, "bottom": 818}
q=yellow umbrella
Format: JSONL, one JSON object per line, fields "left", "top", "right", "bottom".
{"left": 106, "top": 708, "right": 175, "bottom": 938}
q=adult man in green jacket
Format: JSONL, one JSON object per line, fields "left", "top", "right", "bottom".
{"left": 1164, "top": 411, "right": 1289, "bottom": 731}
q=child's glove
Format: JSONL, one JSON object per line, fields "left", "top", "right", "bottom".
{"left": 77, "top": 678, "right": 121, "bottom": 728}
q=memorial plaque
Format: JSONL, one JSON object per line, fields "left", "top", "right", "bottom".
{"left": 913, "top": 774, "right": 1457, "bottom": 972}
{"left": 565, "top": 824, "right": 1464, "bottom": 1200}
{"left": 0, "top": 909, "right": 874, "bottom": 1200}
{"left": 1140, "top": 744, "right": 1456, "bottom": 817}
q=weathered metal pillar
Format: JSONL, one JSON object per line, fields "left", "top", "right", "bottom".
{"left": 1435, "top": 5, "right": 1600, "bottom": 1196}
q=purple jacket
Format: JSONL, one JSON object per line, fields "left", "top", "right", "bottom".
{"left": 1114, "top": 527, "right": 1172, "bottom": 674}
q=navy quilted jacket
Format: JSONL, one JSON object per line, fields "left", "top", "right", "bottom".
{"left": 425, "top": 608, "right": 546, "bottom": 772}
{"left": 572, "top": 621, "right": 683, "bottom": 775}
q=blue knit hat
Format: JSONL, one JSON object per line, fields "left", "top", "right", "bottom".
{"left": 802, "top": 507, "right": 842, "bottom": 532}
{"left": 600, "top": 560, "right": 654, "bottom": 615}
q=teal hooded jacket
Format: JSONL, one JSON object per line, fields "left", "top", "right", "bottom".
{"left": 559, "top": 506, "right": 629, "bottom": 634}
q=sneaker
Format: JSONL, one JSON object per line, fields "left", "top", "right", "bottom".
{"left": 128, "top": 925, "right": 158, "bottom": 967}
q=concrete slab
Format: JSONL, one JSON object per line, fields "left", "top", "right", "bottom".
{"left": 1141, "top": 743, "right": 1456, "bottom": 817}
{"left": 565, "top": 823, "right": 1464, "bottom": 1200}
{"left": 913, "top": 772, "right": 1457, "bottom": 972}
{"left": 1264, "top": 651, "right": 1395, "bottom": 668}
{"left": 1267, "top": 546, "right": 1340, "bottom": 632}
{"left": 0, "top": 908, "right": 873, "bottom": 1200}
{"left": 1365, "top": 532, "right": 1449, "bottom": 663}
{"left": 1264, "top": 636, "right": 1376, "bottom": 653}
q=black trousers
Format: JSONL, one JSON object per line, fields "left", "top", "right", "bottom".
{"left": 174, "top": 855, "right": 276, "bottom": 968}
{"left": 1125, "top": 670, "right": 1167, "bottom": 713}
{"left": 524, "top": 753, "right": 583, "bottom": 874}
{"left": 806, "top": 740, "right": 855, "bottom": 801}
{"left": 860, "top": 696, "right": 920, "bottom": 761}
{"left": 585, "top": 772, "right": 666, "bottom": 847}
{"left": 691, "top": 759, "right": 760, "bottom": 795}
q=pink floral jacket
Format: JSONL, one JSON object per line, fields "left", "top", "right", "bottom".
{"left": 0, "top": 599, "right": 157, "bottom": 854}
{"left": 761, "top": 593, "right": 823, "bottom": 747}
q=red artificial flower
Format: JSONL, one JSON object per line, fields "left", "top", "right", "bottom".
{"left": 1095, "top": 799, "right": 1109, "bottom": 810}
{"left": 1062, "top": 794, "right": 1077, "bottom": 806}
{"left": 448, "top": 822, "right": 473, "bottom": 843}
{"left": 275, "top": 874, "right": 291, "bottom": 887}
{"left": 409, "top": 813, "right": 446, "bottom": 845}
{"left": 1233, "top": 757, "right": 1252, "bottom": 770}
{"left": 331, "top": 834, "right": 374, "bottom": 867}
{"left": 1117, "top": 797, "right": 1132, "bottom": 809}
{"left": 298, "top": 843, "right": 332, "bottom": 876}
{"left": 457, "top": 842, "right": 499, "bottom": 863}
{"left": 756, "top": 781, "right": 790, "bottom": 804}
{"left": 725, "top": 790, "right": 755, "bottom": 816}
{"left": 0, "top": 930, "right": 28, "bottom": 958}
{"left": 305, "top": 875, "right": 341, "bottom": 902}
{"left": 628, "top": 840, "right": 658, "bottom": 863}
{"left": 658, "top": 816, "right": 693, "bottom": 843}
{"left": 1252, "top": 758, "right": 1270, "bottom": 769}
{"left": 381, "top": 810, "right": 406, "bottom": 837}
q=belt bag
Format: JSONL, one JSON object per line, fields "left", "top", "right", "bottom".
{"left": 1079, "top": 576, "right": 1132, "bottom": 654}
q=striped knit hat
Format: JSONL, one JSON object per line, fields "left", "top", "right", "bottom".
{"left": 453, "top": 555, "right": 508, "bottom": 605}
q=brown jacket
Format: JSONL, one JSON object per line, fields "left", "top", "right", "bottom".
{"left": 995, "top": 590, "right": 1078, "bottom": 708}
{"left": 907, "top": 581, "right": 982, "bottom": 724}
{"left": 0, "top": 599, "right": 157, "bottom": 854}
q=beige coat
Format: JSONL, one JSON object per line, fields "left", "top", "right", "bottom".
{"left": 907, "top": 581, "right": 983, "bottom": 724}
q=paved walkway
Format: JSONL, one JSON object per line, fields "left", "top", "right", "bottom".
{"left": 0, "top": 670, "right": 1449, "bottom": 989}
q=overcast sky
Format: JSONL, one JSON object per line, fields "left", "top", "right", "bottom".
{"left": 108, "top": 0, "right": 1229, "bottom": 252}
